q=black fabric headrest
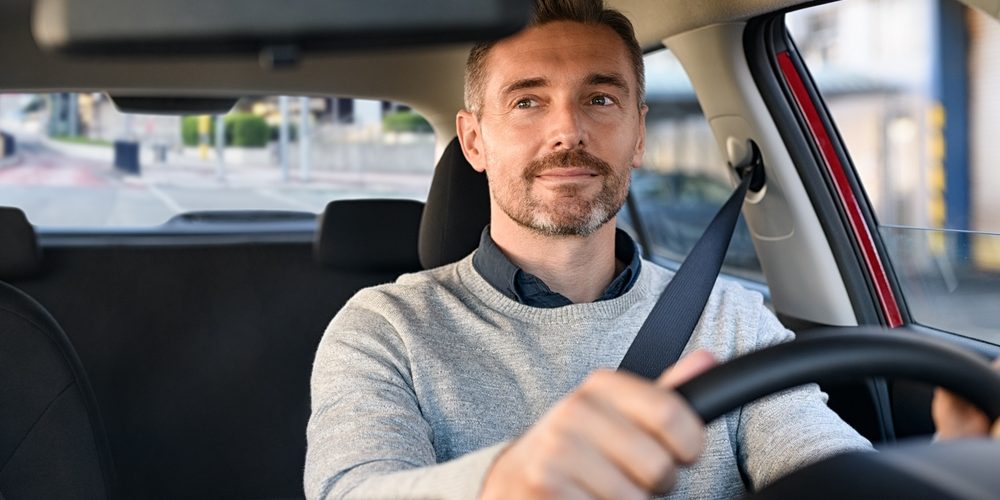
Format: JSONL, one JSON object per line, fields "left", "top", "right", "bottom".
{"left": 0, "top": 207, "right": 42, "bottom": 279}
{"left": 418, "top": 137, "right": 491, "bottom": 269}
{"left": 314, "top": 199, "right": 424, "bottom": 273}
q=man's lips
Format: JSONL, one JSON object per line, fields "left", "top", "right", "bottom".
{"left": 534, "top": 167, "right": 600, "bottom": 179}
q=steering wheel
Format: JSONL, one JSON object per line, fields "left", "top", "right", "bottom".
{"left": 673, "top": 328, "right": 1000, "bottom": 499}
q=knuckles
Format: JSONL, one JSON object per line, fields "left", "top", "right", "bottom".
{"left": 635, "top": 448, "right": 676, "bottom": 492}
{"left": 494, "top": 368, "right": 703, "bottom": 498}
{"left": 580, "top": 368, "right": 619, "bottom": 393}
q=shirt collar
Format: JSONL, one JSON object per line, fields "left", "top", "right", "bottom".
{"left": 471, "top": 225, "right": 642, "bottom": 308}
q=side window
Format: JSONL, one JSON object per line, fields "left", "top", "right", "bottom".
{"left": 0, "top": 94, "right": 434, "bottom": 228}
{"left": 788, "top": 1, "right": 1000, "bottom": 343}
{"left": 619, "top": 49, "right": 765, "bottom": 284}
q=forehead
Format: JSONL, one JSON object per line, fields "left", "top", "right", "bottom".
{"left": 483, "top": 21, "right": 634, "bottom": 91}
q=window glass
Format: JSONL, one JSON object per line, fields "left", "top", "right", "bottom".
{"left": 619, "top": 49, "right": 764, "bottom": 284}
{"left": 788, "top": 0, "right": 1000, "bottom": 342}
{"left": 0, "top": 94, "right": 433, "bottom": 227}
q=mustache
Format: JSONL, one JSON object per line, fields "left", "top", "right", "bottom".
{"left": 523, "top": 150, "right": 613, "bottom": 181}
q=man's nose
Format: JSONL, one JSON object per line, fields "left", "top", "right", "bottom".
{"left": 549, "top": 101, "right": 587, "bottom": 150}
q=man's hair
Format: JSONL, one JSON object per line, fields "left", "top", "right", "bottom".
{"left": 463, "top": 0, "right": 645, "bottom": 116}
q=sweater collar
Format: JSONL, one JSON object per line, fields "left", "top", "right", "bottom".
{"left": 471, "top": 225, "right": 641, "bottom": 308}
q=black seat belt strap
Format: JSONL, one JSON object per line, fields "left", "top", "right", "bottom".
{"left": 619, "top": 142, "right": 764, "bottom": 380}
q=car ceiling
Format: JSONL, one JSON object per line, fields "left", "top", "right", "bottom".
{"left": 0, "top": 0, "right": 805, "bottom": 122}
{"left": 1, "top": 0, "right": 993, "bottom": 133}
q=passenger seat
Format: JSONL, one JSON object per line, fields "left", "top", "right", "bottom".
{"left": 314, "top": 198, "right": 425, "bottom": 274}
{"left": 0, "top": 207, "right": 116, "bottom": 500}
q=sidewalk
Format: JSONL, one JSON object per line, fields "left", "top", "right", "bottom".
{"left": 0, "top": 154, "right": 20, "bottom": 168}
{"left": 33, "top": 134, "right": 433, "bottom": 195}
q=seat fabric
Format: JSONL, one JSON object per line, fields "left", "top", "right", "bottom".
{"left": 0, "top": 280, "right": 115, "bottom": 500}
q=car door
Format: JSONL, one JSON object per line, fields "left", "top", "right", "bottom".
{"left": 753, "top": 0, "right": 1000, "bottom": 438}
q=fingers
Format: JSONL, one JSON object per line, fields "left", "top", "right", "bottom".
{"left": 656, "top": 350, "right": 717, "bottom": 389}
{"left": 480, "top": 368, "right": 707, "bottom": 499}
{"left": 571, "top": 390, "right": 679, "bottom": 494}
{"left": 994, "top": 357, "right": 1000, "bottom": 438}
{"left": 551, "top": 430, "right": 649, "bottom": 500}
{"left": 930, "top": 355, "right": 1000, "bottom": 440}
{"left": 579, "top": 370, "right": 704, "bottom": 465}
{"left": 932, "top": 386, "right": 991, "bottom": 439}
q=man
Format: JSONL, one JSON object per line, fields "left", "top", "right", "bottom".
{"left": 306, "top": 0, "right": 907, "bottom": 498}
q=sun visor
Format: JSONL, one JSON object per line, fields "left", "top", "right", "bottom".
{"left": 32, "top": 0, "right": 532, "bottom": 60}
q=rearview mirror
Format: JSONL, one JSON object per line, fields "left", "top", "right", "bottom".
{"left": 33, "top": 0, "right": 532, "bottom": 58}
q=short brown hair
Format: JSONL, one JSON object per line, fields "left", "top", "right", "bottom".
{"left": 464, "top": 0, "right": 645, "bottom": 116}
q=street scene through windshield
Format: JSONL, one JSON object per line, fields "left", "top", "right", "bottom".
{"left": 0, "top": 94, "right": 434, "bottom": 227}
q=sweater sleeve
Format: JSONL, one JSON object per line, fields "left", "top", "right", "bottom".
{"left": 304, "top": 293, "right": 506, "bottom": 499}
{"left": 736, "top": 304, "right": 874, "bottom": 491}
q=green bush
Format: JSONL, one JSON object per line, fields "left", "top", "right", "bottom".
{"left": 229, "top": 113, "right": 268, "bottom": 147}
{"left": 181, "top": 114, "right": 268, "bottom": 147}
{"left": 382, "top": 110, "right": 432, "bottom": 133}
{"left": 182, "top": 116, "right": 227, "bottom": 146}
{"left": 181, "top": 116, "right": 201, "bottom": 146}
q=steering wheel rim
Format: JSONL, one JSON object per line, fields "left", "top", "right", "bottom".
{"left": 675, "top": 327, "right": 1000, "bottom": 423}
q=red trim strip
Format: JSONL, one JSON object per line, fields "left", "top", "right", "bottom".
{"left": 776, "top": 51, "right": 903, "bottom": 327}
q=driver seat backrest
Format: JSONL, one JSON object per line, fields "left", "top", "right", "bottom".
{"left": 418, "top": 136, "right": 491, "bottom": 269}
{"left": 0, "top": 207, "right": 116, "bottom": 500}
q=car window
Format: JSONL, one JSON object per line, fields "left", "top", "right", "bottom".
{"left": 788, "top": 0, "right": 1000, "bottom": 343}
{"left": 0, "top": 94, "right": 434, "bottom": 228}
{"left": 619, "top": 48, "right": 765, "bottom": 285}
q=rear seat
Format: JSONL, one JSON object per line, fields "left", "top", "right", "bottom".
{"left": 5, "top": 199, "right": 424, "bottom": 499}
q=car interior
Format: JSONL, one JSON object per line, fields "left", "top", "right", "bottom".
{"left": 2, "top": 0, "right": 1000, "bottom": 498}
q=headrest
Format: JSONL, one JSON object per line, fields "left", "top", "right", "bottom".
{"left": 418, "top": 137, "right": 491, "bottom": 269}
{"left": 0, "top": 207, "right": 42, "bottom": 279}
{"left": 314, "top": 199, "right": 424, "bottom": 273}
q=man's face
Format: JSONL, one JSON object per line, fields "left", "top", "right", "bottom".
{"left": 458, "top": 21, "right": 647, "bottom": 237}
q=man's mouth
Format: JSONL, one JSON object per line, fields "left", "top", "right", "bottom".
{"left": 535, "top": 167, "right": 600, "bottom": 180}
{"left": 523, "top": 149, "right": 613, "bottom": 182}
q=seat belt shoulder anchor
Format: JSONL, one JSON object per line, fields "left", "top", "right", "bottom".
{"left": 730, "top": 140, "right": 766, "bottom": 193}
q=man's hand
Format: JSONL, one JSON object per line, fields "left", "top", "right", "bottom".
{"left": 931, "top": 357, "right": 1000, "bottom": 440}
{"left": 480, "top": 350, "right": 717, "bottom": 500}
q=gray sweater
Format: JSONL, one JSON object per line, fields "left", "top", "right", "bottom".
{"left": 305, "top": 255, "right": 872, "bottom": 499}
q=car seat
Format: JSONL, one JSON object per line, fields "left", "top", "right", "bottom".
{"left": 0, "top": 207, "right": 116, "bottom": 500}
{"left": 417, "top": 137, "right": 491, "bottom": 269}
{"left": 314, "top": 198, "right": 425, "bottom": 273}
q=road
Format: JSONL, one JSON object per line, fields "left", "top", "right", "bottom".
{"left": 0, "top": 137, "right": 431, "bottom": 227}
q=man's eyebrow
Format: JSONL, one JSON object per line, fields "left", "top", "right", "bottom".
{"left": 500, "top": 77, "right": 549, "bottom": 97}
{"left": 587, "top": 73, "right": 630, "bottom": 96}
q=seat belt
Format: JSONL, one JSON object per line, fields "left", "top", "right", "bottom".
{"left": 619, "top": 142, "right": 764, "bottom": 380}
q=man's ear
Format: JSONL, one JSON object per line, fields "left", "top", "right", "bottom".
{"left": 456, "top": 110, "right": 487, "bottom": 173}
{"left": 631, "top": 104, "right": 648, "bottom": 169}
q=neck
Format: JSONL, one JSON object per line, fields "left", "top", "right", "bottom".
{"left": 490, "top": 212, "right": 619, "bottom": 304}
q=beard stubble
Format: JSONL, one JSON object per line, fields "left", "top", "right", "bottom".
{"left": 492, "top": 149, "right": 630, "bottom": 237}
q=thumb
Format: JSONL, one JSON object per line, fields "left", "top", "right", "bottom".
{"left": 657, "top": 349, "right": 717, "bottom": 389}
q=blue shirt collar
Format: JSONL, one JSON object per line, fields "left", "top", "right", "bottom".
{"left": 472, "top": 225, "right": 642, "bottom": 308}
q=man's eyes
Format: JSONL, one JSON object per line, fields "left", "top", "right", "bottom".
{"left": 511, "top": 94, "right": 618, "bottom": 110}
{"left": 590, "top": 94, "right": 617, "bottom": 106}
{"left": 514, "top": 98, "right": 538, "bottom": 109}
